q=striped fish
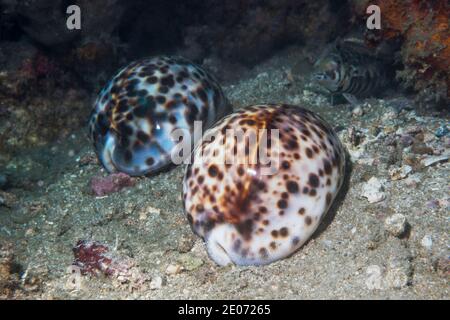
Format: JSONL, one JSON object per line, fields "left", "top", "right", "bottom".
{"left": 312, "top": 39, "right": 393, "bottom": 104}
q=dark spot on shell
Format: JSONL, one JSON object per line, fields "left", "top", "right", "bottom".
{"left": 259, "top": 248, "right": 268, "bottom": 258}
{"left": 137, "top": 131, "right": 150, "bottom": 143}
{"left": 133, "top": 104, "right": 147, "bottom": 117}
{"left": 286, "top": 139, "right": 299, "bottom": 150}
{"left": 137, "top": 89, "right": 148, "bottom": 97}
{"left": 161, "top": 75, "right": 175, "bottom": 87}
{"left": 306, "top": 148, "right": 313, "bottom": 158}
{"left": 308, "top": 173, "right": 320, "bottom": 188}
{"left": 208, "top": 165, "right": 219, "bottom": 177}
{"left": 256, "top": 180, "right": 266, "bottom": 190}
{"left": 233, "top": 239, "right": 242, "bottom": 252}
{"left": 305, "top": 216, "right": 312, "bottom": 226}
{"left": 286, "top": 181, "right": 299, "bottom": 193}
{"left": 159, "top": 86, "right": 169, "bottom": 94}
{"left": 197, "top": 88, "right": 208, "bottom": 103}
{"left": 326, "top": 192, "right": 333, "bottom": 206}
{"left": 168, "top": 114, "right": 177, "bottom": 124}
{"left": 146, "top": 76, "right": 158, "bottom": 84}
{"left": 124, "top": 150, "right": 133, "bottom": 163}
{"left": 156, "top": 96, "right": 166, "bottom": 104}
{"left": 236, "top": 219, "right": 253, "bottom": 240}
{"left": 280, "top": 227, "right": 289, "bottom": 237}
{"left": 277, "top": 199, "right": 287, "bottom": 209}
{"left": 117, "top": 100, "right": 129, "bottom": 113}
{"left": 324, "top": 159, "right": 332, "bottom": 175}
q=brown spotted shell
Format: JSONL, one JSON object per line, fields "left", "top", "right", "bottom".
{"left": 182, "top": 104, "right": 346, "bottom": 266}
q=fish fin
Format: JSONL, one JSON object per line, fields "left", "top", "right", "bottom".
{"left": 342, "top": 93, "right": 359, "bottom": 106}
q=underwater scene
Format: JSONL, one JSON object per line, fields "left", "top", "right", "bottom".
{"left": 0, "top": 1, "right": 448, "bottom": 300}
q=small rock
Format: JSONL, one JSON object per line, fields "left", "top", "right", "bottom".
{"left": 389, "top": 165, "right": 412, "bottom": 181}
{"left": 425, "top": 200, "right": 440, "bottom": 210}
{"left": 362, "top": 177, "right": 386, "bottom": 203}
{"left": 65, "top": 265, "right": 83, "bottom": 291}
{"left": 138, "top": 205, "right": 161, "bottom": 220}
{"left": 411, "top": 142, "right": 434, "bottom": 155}
{"left": 433, "top": 255, "right": 450, "bottom": 277}
{"left": 404, "top": 125, "right": 423, "bottom": 135}
{"left": 404, "top": 174, "right": 421, "bottom": 188}
{"left": 150, "top": 276, "right": 164, "bottom": 290}
{"left": 178, "top": 254, "right": 204, "bottom": 271}
{"left": 421, "top": 154, "right": 449, "bottom": 167}
{"left": 352, "top": 106, "right": 364, "bottom": 117}
{"left": 365, "top": 219, "right": 385, "bottom": 249}
{"left": 385, "top": 262, "right": 410, "bottom": 289}
{"left": 384, "top": 214, "right": 407, "bottom": 237}
{"left": 381, "top": 108, "right": 398, "bottom": 121}
{"left": 383, "top": 126, "right": 396, "bottom": 134}
{"left": 90, "top": 173, "right": 136, "bottom": 197}
{"left": 165, "top": 264, "right": 183, "bottom": 275}
{"left": 348, "top": 148, "right": 365, "bottom": 162}
{"left": 25, "top": 228, "right": 36, "bottom": 237}
{"left": 422, "top": 132, "right": 436, "bottom": 143}
{"left": 443, "top": 137, "right": 450, "bottom": 148}
{"left": 421, "top": 235, "right": 433, "bottom": 250}
{"left": 365, "top": 265, "right": 384, "bottom": 290}
{"left": 434, "top": 124, "right": 449, "bottom": 138}
{"left": 399, "top": 135, "right": 414, "bottom": 147}
{"left": 78, "top": 153, "right": 99, "bottom": 166}
{"left": 0, "top": 191, "right": 17, "bottom": 208}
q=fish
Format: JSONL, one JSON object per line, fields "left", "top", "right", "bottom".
{"left": 182, "top": 104, "right": 346, "bottom": 266}
{"left": 89, "top": 56, "right": 231, "bottom": 176}
{"left": 311, "top": 38, "right": 393, "bottom": 105}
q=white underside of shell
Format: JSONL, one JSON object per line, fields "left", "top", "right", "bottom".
{"left": 183, "top": 104, "right": 345, "bottom": 267}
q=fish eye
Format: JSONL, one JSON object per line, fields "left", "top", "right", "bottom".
{"left": 326, "top": 71, "right": 336, "bottom": 80}
{"left": 313, "top": 73, "right": 326, "bottom": 81}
